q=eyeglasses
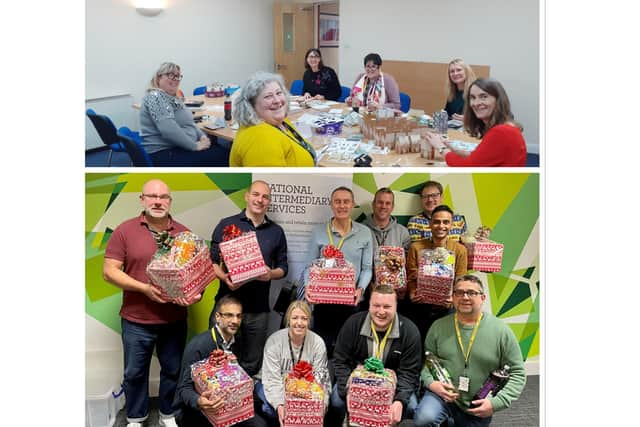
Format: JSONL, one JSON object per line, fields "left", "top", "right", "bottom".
{"left": 365, "top": 64, "right": 379, "bottom": 70}
{"left": 219, "top": 312, "right": 243, "bottom": 320}
{"left": 163, "top": 73, "right": 183, "bottom": 81}
{"left": 453, "top": 290, "right": 483, "bottom": 298}
{"left": 142, "top": 193, "right": 172, "bottom": 201}
{"left": 308, "top": 55, "right": 321, "bottom": 59}
{"left": 421, "top": 192, "right": 441, "bottom": 200}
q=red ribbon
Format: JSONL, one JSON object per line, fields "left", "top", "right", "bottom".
{"left": 206, "top": 349, "right": 228, "bottom": 376}
{"left": 290, "top": 360, "right": 316, "bottom": 382}
{"left": 322, "top": 245, "right": 344, "bottom": 259}
{"left": 222, "top": 224, "right": 242, "bottom": 241}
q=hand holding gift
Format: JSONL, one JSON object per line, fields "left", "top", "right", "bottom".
{"left": 219, "top": 225, "right": 270, "bottom": 286}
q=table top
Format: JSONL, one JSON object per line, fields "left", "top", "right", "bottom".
{"left": 134, "top": 95, "right": 480, "bottom": 167}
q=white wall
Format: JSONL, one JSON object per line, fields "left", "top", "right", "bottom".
{"left": 339, "top": 0, "right": 540, "bottom": 152}
{"left": 86, "top": 0, "right": 275, "bottom": 149}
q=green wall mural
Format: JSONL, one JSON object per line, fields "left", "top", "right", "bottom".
{"left": 86, "top": 172, "right": 539, "bottom": 360}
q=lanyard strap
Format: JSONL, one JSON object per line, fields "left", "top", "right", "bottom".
{"left": 454, "top": 312, "right": 483, "bottom": 368}
{"left": 288, "top": 335, "right": 306, "bottom": 365}
{"left": 210, "top": 326, "right": 220, "bottom": 350}
{"left": 371, "top": 319, "right": 393, "bottom": 360}
{"left": 326, "top": 221, "right": 349, "bottom": 250}
{"left": 277, "top": 122, "right": 317, "bottom": 164}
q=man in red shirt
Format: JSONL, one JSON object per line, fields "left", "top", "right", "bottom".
{"left": 103, "top": 179, "right": 196, "bottom": 427}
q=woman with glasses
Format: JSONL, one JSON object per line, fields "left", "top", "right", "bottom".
{"left": 301, "top": 48, "right": 341, "bottom": 102}
{"left": 425, "top": 78, "right": 526, "bottom": 167}
{"left": 256, "top": 301, "right": 331, "bottom": 426}
{"left": 345, "top": 52, "right": 401, "bottom": 111}
{"left": 139, "top": 62, "right": 230, "bottom": 166}
{"left": 443, "top": 58, "right": 477, "bottom": 121}
{"left": 230, "top": 71, "right": 316, "bottom": 167}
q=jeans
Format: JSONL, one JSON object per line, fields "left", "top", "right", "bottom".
{"left": 326, "top": 384, "right": 418, "bottom": 427}
{"left": 149, "top": 142, "right": 229, "bottom": 167}
{"left": 121, "top": 318, "right": 187, "bottom": 421}
{"left": 239, "top": 312, "right": 270, "bottom": 377}
{"left": 413, "top": 390, "right": 492, "bottom": 427}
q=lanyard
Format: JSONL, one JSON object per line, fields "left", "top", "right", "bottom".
{"left": 211, "top": 326, "right": 220, "bottom": 350}
{"left": 454, "top": 312, "right": 483, "bottom": 368}
{"left": 371, "top": 319, "right": 393, "bottom": 360}
{"left": 326, "top": 221, "right": 350, "bottom": 250}
{"left": 288, "top": 335, "right": 306, "bottom": 365}
{"left": 275, "top": 122, "right": 317, "bottom": 164}
{"left": 375, "top": 229, "right": 389, "bottom": 247}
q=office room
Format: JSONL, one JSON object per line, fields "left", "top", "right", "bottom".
{"left": 86, "top": 0, "right": 539, "bottom": 167}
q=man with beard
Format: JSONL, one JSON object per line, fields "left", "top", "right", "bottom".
{"left": 208, "top": 180, "right": 288, "bottom": 377}
{"left": 407, "top": 180, "right": 466, "bottom": 242}
{"left": 174, "top": 295, "right": 267, "bottom": 427}
{"left": 103, "top": 179, "right": 196, "bottom": 427}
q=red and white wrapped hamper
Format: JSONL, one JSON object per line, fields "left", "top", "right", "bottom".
{"left": 347, "top": 358, "right": 397, "bottom": 427}
{"left": 219, "top": 225, "right": 270, "bottom": 285}
{"left": 307, "top": 245, "right": 357, "bottom": 305}
{"left": 283, "top": 361, "right": 325, "bottom": 427}
{"left": 374, "top": 246, "right": 406, "bottom": 290}
{"left": 416, "top": 247, "right": 455, "bottom": 307}
{"left": 461, "top": 226, "right": 504, "bottom": 273}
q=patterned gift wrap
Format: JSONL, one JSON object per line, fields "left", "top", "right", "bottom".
{"left": 464, "top": 240, "right": 504, "bottom": 272}
{"left": 416, "top": 249, "right": 455, "bottom": 307}
{"left": 307, "top": 258, "right": 357, "bottom": 305}
{"left": 347, "top": 365, "right": 397, "bottom": 427}
{"left": 147, "top": 232, "right": 216, "bottom": 304}
{"left": 191, "top": 352, "right": 255, "bottom": 427}
{"left": 284, "top": 378, "right": 324, "bottom": 427}
{"left": 219, "top": 231, "right": 269, "bottom": 285}
{"left": 374, "top": 246, "right": 406, "bottom": 290}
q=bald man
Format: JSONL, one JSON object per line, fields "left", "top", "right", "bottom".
{"left": 208, "top": 180, "right": 289, "bottom": 377}
{"left": 104, "top": 179, "right": 195, "bottom": 427}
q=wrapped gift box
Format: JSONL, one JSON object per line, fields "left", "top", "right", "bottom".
{"left": 374, "top": 246, "right": 406, "bottom": 290}
{"left": 191, "top": 351, "right": 255, "bottom": 427}
{"left": 147, "top": 232, "right": 216, "bottom": 304}
{"left": 219, "top": 231, "right": 269, "bottom": 285}
{"left": 312, "top": 117, "right": 344, "bottom": 135}
{"left": 284, "top": 374, "right": 324, "bottom": 427}
{"left": 347, "top": 363, "right": 397, "bottom": 427}
{"left": 416, "top": 249, "right": 455, "bottom": 307}
{"left": 307, "top": 258, "right": 356, "bottom": 305}
{"left": 464, "top": 240, "right": 504, "bottom": 272}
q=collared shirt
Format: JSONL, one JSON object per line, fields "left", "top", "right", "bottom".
{"left": 305, "top": 219, "right": 373, "bottom": 289}
{"left": 215, "top": 324, "right": 235, "bottom": 352}
{"left": 210, "top": 209, "right": 288, "bottom": 313}
{"left": 407, "top": 212, "right": 467, "bottom": 242}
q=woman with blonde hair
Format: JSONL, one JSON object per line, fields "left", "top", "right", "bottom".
{"left": 444, "top": 58, "right": 477, "bottom": 121}
{"left": 139, "top": 62, "right": 229, "bottom": 166}
{"left": 256, "top": 300, "right": 330, "bottom": 426}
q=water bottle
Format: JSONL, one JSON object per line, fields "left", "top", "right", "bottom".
{"left": 224, "top": 95, "right": 232, "bottom": 121}
{"left": 469, "top": 365, "right": 510, "bottom": 407}
{"left": 424, "top": 351, "right": 453, "bottom": 386}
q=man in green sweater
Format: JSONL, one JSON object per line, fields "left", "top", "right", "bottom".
{"left": 413, "top": 275, "right": 526, "bottom": 426}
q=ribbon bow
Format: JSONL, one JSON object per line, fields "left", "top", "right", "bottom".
{"left": 206, "top": 349, "right": 228, "bottom": 372}
{"left": 290, "top": 360, "right": 316, "bottom": 382}
{"left": 322, "top": 245, "right": 344, "bottom": 259}
{"left": 363, "top": 357, "right": 388, "bottom": 376}
{"left": 154, "top": 231, "right": 174, "bottom": 252}
{"left": 382, "top": 253, "right": 403, "bottom": 272}
{"left": 429, "top": 247, "right": 451, "bottom": 264}
{"left": 222, "top": 224, "right": 242, "bottom": 241}
{"left": 474, "top": 226, "right": 492, "bottom": 240}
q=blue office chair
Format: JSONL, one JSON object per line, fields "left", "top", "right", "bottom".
{"left": 86, "top": 109, "right": 128, "bottom": 166}
{"left": 399, "top": 92, "right": 411, "bottom": 113}
{"left": 338, "top": 86, "right": 351, "bottom": 102}
{"left": 193, "top": 86, "right": 207, "bottom": 96}
{"left": 290, "top": 80, "right": 303, "bottom": 96}
{"left": 117, "top": 127, "right": 154, "bottom": 167}
{"left": 525, "top": 152, "right": 539, "bottom": 167}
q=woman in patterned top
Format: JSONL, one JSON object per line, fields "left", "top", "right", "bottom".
{"left": 139, "top": 62, "right": 229, "bottom": 166}
{"left": 301, "top": 48, "right": 341, "bottom": 102}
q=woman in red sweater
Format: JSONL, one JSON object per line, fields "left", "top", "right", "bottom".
{"left": 426, "top": 78, "right": 527, "bottom": 167}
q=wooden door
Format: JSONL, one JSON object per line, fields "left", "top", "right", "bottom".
{"left": 273, "top": 2, "right": 314, "bottom": 90}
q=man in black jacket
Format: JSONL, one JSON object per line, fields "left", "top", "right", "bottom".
{"left": 328, "top": 284, "right": 422, "bottom": 426}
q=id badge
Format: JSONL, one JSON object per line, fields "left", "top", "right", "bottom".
{"left": 458, "top": 376, "right": 470, "bottom": 392}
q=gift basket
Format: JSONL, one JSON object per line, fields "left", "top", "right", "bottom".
{"left": 191, "top": 350, "right": 255, "bottom": 427}
{"left": 219, "top": 224, "right": 270, "bottom": 285}
{"left": 146, "top": 231, "right": 215, "bottom": 304}
{"left": 346, "top": 357, "right": 397, "bottom": 427}
{"left": 416, "top": 247, "right": 455, "bottom": 306}
{"left": 374, "top": 246, "right": 406, "bottom": 290}
{"left": 306, "top": 245, "right": 357, "bottom": 305}
{"left": 461, "top": 226, "right": 504, "bottom": 273}
{"left": 283, "top": 361, "right": 325, "bottom": 427}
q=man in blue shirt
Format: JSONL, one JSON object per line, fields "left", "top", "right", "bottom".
{"left": 208, "top": 180, "right": 288, "bottom": 377}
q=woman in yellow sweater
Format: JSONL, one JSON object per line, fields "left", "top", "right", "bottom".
{"left": 230, "top": 72, "right": 316, "bottom": 167}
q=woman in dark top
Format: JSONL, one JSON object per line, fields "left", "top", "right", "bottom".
{"left": 444, "top": 58, "right": 477, "bottom": 121}
{"left": 302, "top": 48, "right": 341, "bottom": 101}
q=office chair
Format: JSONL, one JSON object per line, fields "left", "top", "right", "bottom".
{"left": 290, "top": 80, "right": 303, "bottom": 96}
{"left": 117, "top": 127, "right": 154, "bottom": 167}
{"left": 338, "top": 86, "right": 351, "bottom": 102}
{"left": 193, "top": 86, "right": 207, "bottom": 96}
{"left": 86, "top": 109, "right": 128, "bottom": 167}
{"left": 399, "top": 92, "right": 411, "bottom": 113}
